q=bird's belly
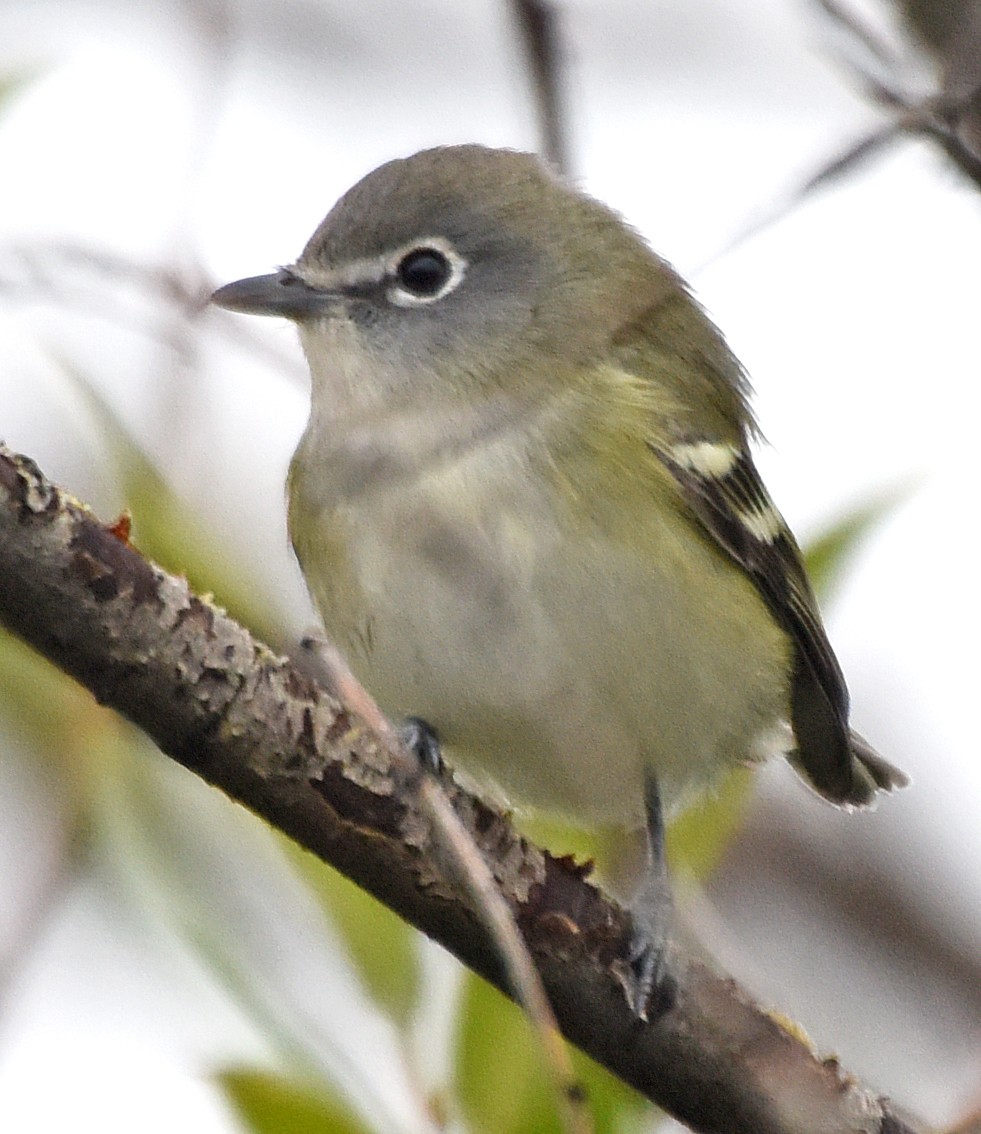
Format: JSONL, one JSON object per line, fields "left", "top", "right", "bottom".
{"left": 297, "top": 477, "right": 790, "bottom": 830}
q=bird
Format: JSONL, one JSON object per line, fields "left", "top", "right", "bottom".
{"left": 212, "top": 144, "right": 907, "bottom": 1016}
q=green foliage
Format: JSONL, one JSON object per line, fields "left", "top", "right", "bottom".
{"left": 668, "top": 767, "right": 753, "bottom": 880}
{"left": 0, "top": 626, "right": 94, "bottom": 758}
{"left": 0, "top": 69, "right": 37, "bottom": 114}
{"left": 523, "top": 771, "right": 752, "bottom": 889}
{"left": 803, "top": 485, "right": 911, "bottom": 601}
{"left": 456, "top": 975, "right": 650, "bottom": 1134}
{"left": 220, "top": 1069, "right": 373, "bottom": 1134}
{"left": 54, "top": 362, "right": 289, "bottom": 646}
{"left": 279, "top": 839, "right": 420, "bottom": 1025}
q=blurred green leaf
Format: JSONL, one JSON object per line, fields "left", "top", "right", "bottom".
{"left": 523, "top": 767, "right": 752, "bottom": 893}
{"left": 51, "top": 361, "right": 287, "bottom": 645}
{"left": 279, "top": 837, "right": 420, "bottom": 1024}
{"left": 456, "top": 972, "right": 562, "bottom": 1134}
{"left": 219, "top": 1068, "right": 373, "bottom": 1134}
{"left": 803, "top": 484, "right": 912, "bottom": 601}
{"left": 0, "top": 627, "right": 94, "bottom": 756}
{"left": 0, "top": 70, "right": 38, "bottom": 116}
{"left": 668, "top": 766, "right": 753, "bottom": 880}
{"left": 566, "top": 1048, "right": 651, "bottom": 1134}
{"left": 93, "top": 737, "right": 428, "bottom": 1118}
{"left": 118, "top": 452, "right": 290, "bottom": 647}
{"left": 0, "top": 625, "right": 128, "bottom": 847}
{"left": 456, "top": 974, "right": 649, "bottom": 1134}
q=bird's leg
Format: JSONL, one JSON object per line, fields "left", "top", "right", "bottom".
{"left": 625, "top": 774, "right": 676, "bottom": 1020}
{"left": 401, "top": 717, "right": 676, "bottom": 1021}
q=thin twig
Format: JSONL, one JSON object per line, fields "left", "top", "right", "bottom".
{"left": 307, "top": 640, "right": 593, "bottom": 1134}
{"left": 510, "top": 0, "right": 572, "bottom": 176}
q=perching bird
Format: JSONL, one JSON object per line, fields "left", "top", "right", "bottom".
{"left": 212, "top": 145, "right": 907, "bottom": 1015}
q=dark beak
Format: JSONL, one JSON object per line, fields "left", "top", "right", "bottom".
{"left": 211, "top": 269, "right": 338, "bottom": 319}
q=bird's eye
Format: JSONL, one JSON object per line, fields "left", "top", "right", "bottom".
{"left": 395, "top": 247, "right": 453, "bottom": 297}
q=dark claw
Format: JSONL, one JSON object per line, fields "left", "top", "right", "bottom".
{"left": 399, "top": 716, "right": 443, "bottom": 774}
{"left": 625, "top": 930, "right": 677, "bottom": 1021}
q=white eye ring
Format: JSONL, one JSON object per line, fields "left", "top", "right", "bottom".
{"left": 387, "top": 237, "right": 467, "bottom": 307}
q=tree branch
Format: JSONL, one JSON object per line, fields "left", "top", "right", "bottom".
{"left": 0, "top": 442, "right": 923, "bottom": 1134}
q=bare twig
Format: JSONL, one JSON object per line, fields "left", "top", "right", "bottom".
{"left": 0, "top": 241, "right": 307, "bottom": 382}
{"left": 306, "top": 639, "right": 592, "bottom": 1134}
{"left": 703, "top": 0, "right": 981, "bottom": 266}
{"left": 814, "top": 0, "right": 981, "bottom": 189}
{"left": 509, "top": 0, "right": 572, "bottom": 176}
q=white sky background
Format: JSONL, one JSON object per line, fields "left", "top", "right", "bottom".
{"left": 0, "top": 0, "right": 979, "bottom": 1129}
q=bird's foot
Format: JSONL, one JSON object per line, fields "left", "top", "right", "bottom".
{"left": 621, "top": 773, "right": 677, "bottom": 1021}
{"left": 623, "top": 902, "right": 677, "bottom": 1021}
{"left": 398, "top": 716, "right": 443, "bottom": 775}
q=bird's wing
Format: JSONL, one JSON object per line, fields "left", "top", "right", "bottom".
{"left": 654, "top": 437, "right": 889, "bottom": 804}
